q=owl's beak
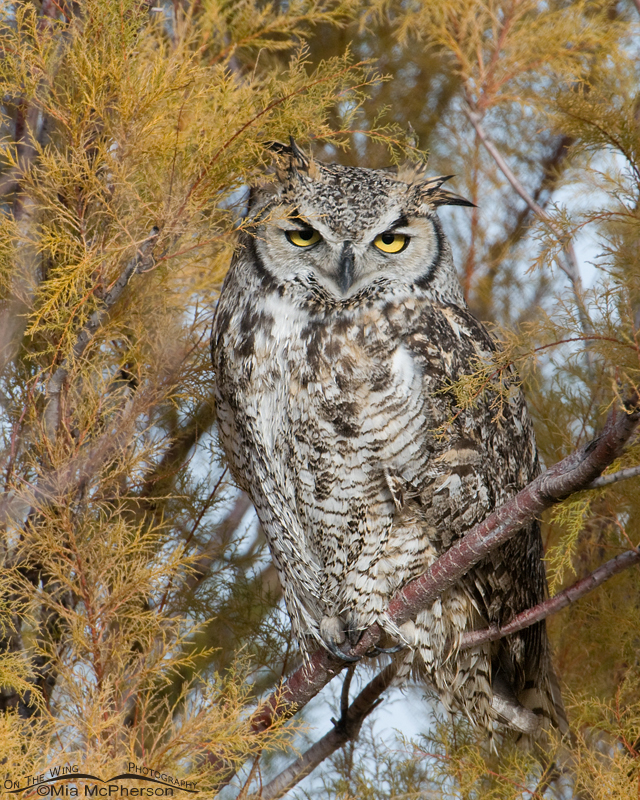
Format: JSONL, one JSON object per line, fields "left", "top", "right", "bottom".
{"left": 337, "top": 242, "right": 355, "bottom": 294}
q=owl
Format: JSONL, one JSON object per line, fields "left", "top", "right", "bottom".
{"left": 211, "top": 140, "right": 566, "bottom": 736}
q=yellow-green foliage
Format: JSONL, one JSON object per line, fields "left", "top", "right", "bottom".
{"left": 545, "top": 494, "right": 593, "bottom": 592}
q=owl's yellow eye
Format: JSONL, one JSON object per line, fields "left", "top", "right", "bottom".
{"left": 285, "top": 228, "right": 321, "bottom": 248}
{"left": 373, "top": 232, "right": 409, "bottom": 254}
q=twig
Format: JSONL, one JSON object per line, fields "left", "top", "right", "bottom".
{"left": 463, "top": 105, "right": 591, "bottom": 337}
{"left": 137, "top": 398, "right": 218, "bottom": 509}
{"left": 43, "top": 227, "right": 159, "bottom": 440}
{"left": 586, "top": 463, "right": 640, "bottom": 489}
{"left": 459, "top": 549, "right": 640, "bottom": 650}
{"left": 182, "top": 490, "right": 251, "bottom": 597}
{"left": 339, "top": 665, "right": 355, "bottom": 722}
{"left": 259, "top": 662, "right": 399, "bottom": 800}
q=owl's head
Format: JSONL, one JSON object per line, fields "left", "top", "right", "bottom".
{"left": 246, "top": 139, "right": 473, "bottom": 304}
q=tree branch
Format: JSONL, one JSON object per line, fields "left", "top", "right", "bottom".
{"left": 206, "top": 396, "right": 639, "bottom": 793}
{"left": 259, "top": 662, "right": 399, "bottom": 800}
{"left": 459, "top": 548, "right": 640, "bottom": 651}
{"left": 476, "top": 134, "right": 573, "bottom": 323}
{"left": 462, "top": 105, "right": 591, "bottom": 337}
{"left": 183, "top": 491, "right": 253, "bottom": 596}
{"left": 586, "top": 463, "right": 640, "bottom": 489}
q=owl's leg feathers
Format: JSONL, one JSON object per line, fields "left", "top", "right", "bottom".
{"left": 319, "top": 615, "right": 346, "bottom": 646}
{"left": 373, "top": 616, "right": 419, "bottom": 647}
{"left": 397, "top": 619, "right": 419, "bottom": 645}
{"left": 320, "top": 614, "right": 407, "bottom": 660}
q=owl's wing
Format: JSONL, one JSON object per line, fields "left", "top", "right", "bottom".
{"left": 212, "top": 283, "right": 325, "bottom": 648}
{"left": 405, "top": 301, "right": 548, "bottom": 694}
{"left": 243, "top": 445, "right": 326, "bottom": 644}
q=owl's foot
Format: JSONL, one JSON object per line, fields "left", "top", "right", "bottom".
{"left": 320, "top": 616, "right": 360, "bottom": 663}
{"left": 325, "top": 641, "right": 360, "bottom": 662}
{"left": 365, "top": 643, "right": 406, "bottom": 657}
{"left": 398, "top": 620, "right": 419, "bottom": 646}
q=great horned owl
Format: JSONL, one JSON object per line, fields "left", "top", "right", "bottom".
{"left": 212, "top": 140, "right": 565, "bottom": 735}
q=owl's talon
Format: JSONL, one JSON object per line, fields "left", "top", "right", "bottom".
{"left": 320, "top": 615, "right": 359, "bottom": 661}
{"left": 324, "top": 641, "right": 360, "bottom": 662}
{"left": 365, "top": 644, "right": 405, "bottom": 657}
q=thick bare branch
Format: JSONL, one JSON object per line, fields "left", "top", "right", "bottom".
{"left": 459, "top": 549, "right": 640, "bottom": 651}
{"left": 259, "top": 662, "right": 399, "bottom": 800}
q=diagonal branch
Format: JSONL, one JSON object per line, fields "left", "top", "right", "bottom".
{"left": 259, "top": 662, "right": 399, "bottom": 800}
{"left": 459, "top": 548, "right": 640, "bottom": 651}
{"left": 477, "top": 133, "right": 574, "bottom": 323}
{"left": 462, "top": 105, "right": 591, "bottom": 337}
{"left": 361, "top": 397, "right": 639, "bottom": 644}
{"left": 587, "top": 463, "right": 640, "bottom": 489}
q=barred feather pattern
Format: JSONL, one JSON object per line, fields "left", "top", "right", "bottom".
{"left": 212, "top": 148, "right": 565, "bottom": 736}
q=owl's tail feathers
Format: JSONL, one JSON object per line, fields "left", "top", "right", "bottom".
{"left": 547, "top": 663, "right": 571, "bottom": 737}
{"left": 490, "top": 674, "right": 542, "bottom": 737}
{"left": 392, "top": 616, "right": 497, "bottom": 733}
{"left": 492, "top": 663, "right": 572, "bottom": 753}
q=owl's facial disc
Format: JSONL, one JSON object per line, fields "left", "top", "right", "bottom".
{"left": 280, "top": 221, "right": 415, "bottom": 295}
{"left": 275, "top": 211, "right": 429, "bottom": 295}
{"left": 254, "top": 201, "right": 443, "bottom": 299}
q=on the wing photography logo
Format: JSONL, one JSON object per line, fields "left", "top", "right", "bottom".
{"left": 4, "top": 763, "right": 198, "bottom": 796}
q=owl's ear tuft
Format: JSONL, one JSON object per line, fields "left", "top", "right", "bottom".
{"left": 264, "top": 138, "right": 317, "bottom": 180}
{"left": 396, "top": 161, "right": 429, "bottom": 184}
{"left": 288, "top": 136, "right": 311, "bottom": 170}
{"left": 412, "top": 175, "right": 475, "bottom": 209}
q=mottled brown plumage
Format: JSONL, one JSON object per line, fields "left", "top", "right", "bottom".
{"left": 212, "top": 141, "right": 565, "bottom": 736}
